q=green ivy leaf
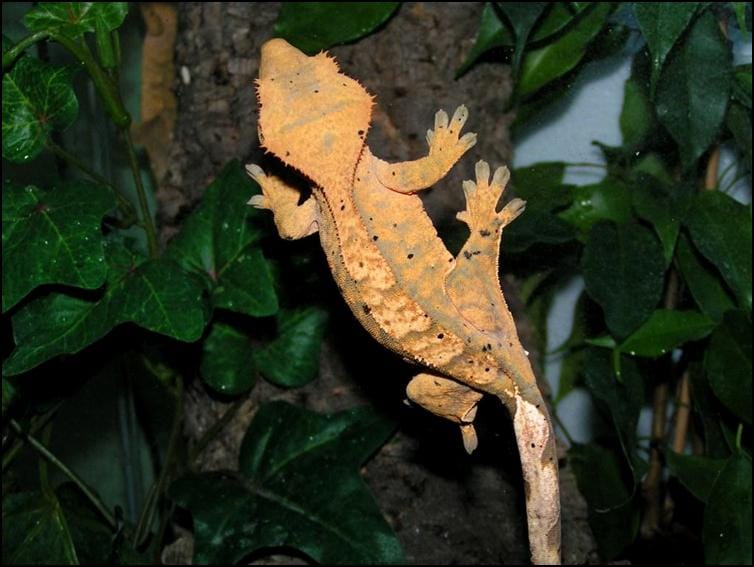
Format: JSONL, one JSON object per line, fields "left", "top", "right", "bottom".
{"left": 200, "top": 321, "right": 256, "bottom": 396}
{"left": 456, "top": 3, "right": 511, "bottom": 78}
{"left": 2, "top": 491, "right": 78, "bottom": 564}
{"left": 631, "top": 175, "right": 692, "bottom": 265}
{"left": 510, "top": 161, "right": 571, "bottom": 210}
{"left": 274, "top": 2, "right": 400, "bottom": 54}
{"left": 23, "top": 3, "right": 129, "bottom": 38}
{"left": 582, "top": 222, "right": 665, "bottom": 339}
{"left": 517, "top": 3, "right": 612, "bottom": 99}
{"left": 633, "top": 2, "right": 698, "bottom": 84}
{"left": 254, "top": 306, "right": 328, "bottom": 388}
{"left": 703, "top": 454, "right": 752, "bottom": 564}
{"left": 655, "top": 10, "right": 731, "bottom": 168}
{"left": 619, "top": 309, "right": 715, "bottom": 357}
{"left": 171, "top": 401, "right": 402, "bottom": 564}
{"left": 676, "top": 233, "right": 736, "bottom": 322}
{"left": 2, "top": 181, "right": 115, "bottom": 313}
{"left": 559, "top": 179, "right": 633, "bottom": 239}
{"left": 504, "top": 208, "right": 575, "bottom": 253}
{"left": 665, "top": 451, "right": 726, "bottom": 503}
{"left": 2, "top": 56, "right": 78, "bottom": 163}
{"left": 705, "top": 311, "right": 752, "bottom": 424}
{"left": 569, "top": 443, "right": 640, "bottom": 559}
{"left": 166, "top": 161, "right": 278, "bottom": 317}
{"left": 4, "top": 240, "right": 209, "bottom": 376}
{"left": 684, "top": 191, "right": 752, "bottom": 311}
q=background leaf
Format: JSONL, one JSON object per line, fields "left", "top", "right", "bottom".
{"left": 254, "top": 306, "right": 328, "bottom": 388}
{"left": 655, "top": 10, "right": 731, "bottom": 167}
{"left": 665, "top": 451, "right": 726, "bottom": 503}
{"left": 559, "top": 179, "right": 633, "bottom": 238}
{"left": 517, "top": 3, "right": 612, "bottom": 99}
{"left": 619, "top": 309, "right": 715, "bottom": 358}
{"left": 703, "top": 454, "right": 752, "bottom": 564}
{"left": 171, "top": 401, "right": 402, "bottom": 565}
{"left": 23, "top": 2, "right": 128, "bottom": 38}
{"left": 2, "top": 56, "right": 78, "bottom": 162}
{"left": 274, "top": 2, "right": 400, "bottom": 54}
{"left": 633, "top": 2, "right": 698, "bottom": 84}
{"left": 705, "top": 310, "right": 752, "bottom": 424}
{"left": 684, "top": 191, "right": 752, "bottom": 311}
{"left": 582, "top": 222, "right": 665, "bottom": 338}
{"left": 200, "top": 321, "right": 256, "bottom": 395}
{"left": 2, "top": 491, "right": 78, "bottom": 565}
{"left": 2, "top": 181, "right": 115, "bottom": 312}
{"left": 166, "top": 161, "right": 278, "bottom": 318}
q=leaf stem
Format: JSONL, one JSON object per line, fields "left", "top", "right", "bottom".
{"left": 47, "top": 140, "right": 137, "bottom": 226}
{"left": 122, "top": 128, "right": 159, "bottom": 257}
{"left": 9, "top": 419, "right": 116, "bottom": 529}
{"left": 2, "top": 31, "right": 50, "bottom": 68}
{"left": 189, "top": 394, "right": 249, "bottom": 466}
{"left": 133, "top": 375, "right": 184, "bottom": 546}
{"left": 2, "top": 401, "right": 63, "bottom": 472}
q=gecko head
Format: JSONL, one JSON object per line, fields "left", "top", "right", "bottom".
{"left": 256, "top": 38, "right": 374, "bottom": 189}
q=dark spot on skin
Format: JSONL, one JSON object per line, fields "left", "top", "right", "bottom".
{"left": 472, "top": 250, "right": 481, "bottom": 255}
{"left": 437, "top": 333, "right": 444, "bottom": 339}
{"left": 356, "top": 177, "right": 361, "bottom": 182}
{"left": 479, "top": 229, "right": 491, "bottom": 237}
{"left": 289, "top": 80, "right": 293, "bottom": 84}
{"left": 508, "top": 341, "right": 513, "bottom": 347}
{"left": 358, "top": 130, "right": 364, "bottom": 136}
{"left": 485, "top": 368, "right": 490, "bottom": 372}
{"left": 359, "top": 262, "right": 364, "bottom": 268}
{"left": 468, "top": 360, "right": 473, "bottom": 364}
{"left": 392, "top": 171, "right": 396, "bottom": 176}
{"left": 424, "top": 314, "right": 429, "bottom": 318}
{"left": 362, "top": 304, "right": 371, "bottom": 315}
{"left": 408, "top": 253, "right": 414, "bottom": 259}
{"left": 393, "top": 223, "right": 398, "bottom": 228}
{"left": 340, "top": 204, "right": 345, "bottom": 211}
{"left": 449, "top": 129, "right": 454, "bottom": 134}
{"left": 482, "top": 345, "right": 488, "bottom": 352}
{"left": 369, "top": 217, "right": 373, "bottom": 221}
{"left": 342, "top": 82, "right": 347, "bottom": 86}
{"left": 448, "top": 258, "right": 454, "bottom": 263}
{"left": 463, "top": 251, "right": 472, "bottom": 260}
{"left": 314, "top": 89, "right": 319, "bottom": 93}
{"left": 487, "top": 344, "right": 492, "bottom": 350}
{"left": 285, "top": 151, "right": 290, "bottom": 157}
{"left": 531, "top": 443, "right": 536, "bottom": 448}
{"left": 373, "top": 235, "right": 379, "bottom": 241}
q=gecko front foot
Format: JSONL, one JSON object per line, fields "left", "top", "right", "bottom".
{"left": 245, "top": 164, "right": 320, "bottom": 240}
{"left": 426, "top": 105, "right": 477, "bottom": 162}
{"left": 456, "top": 161, "right": 525, "bottom": 232}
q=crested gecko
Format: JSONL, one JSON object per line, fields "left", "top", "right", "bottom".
{"left": 247, "top": 38, "right": 560, "bottom": 565}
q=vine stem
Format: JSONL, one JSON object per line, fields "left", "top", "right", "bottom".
{"left": 122, "top": 128, "right": 159, "bottom": 257}
{"left": 47, "top": 140, "right": 137, "bottom": 226}
{"left": 2, "top": 31, "right": 50, "bottom": 68}
{"left": 9, "top": 419, "right": 116, "bottom": 529}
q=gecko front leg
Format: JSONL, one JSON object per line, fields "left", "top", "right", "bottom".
{"left": 246, "top": 164, "right": 320, "bottom": 240}
{"left": 406, "top": 373, "right": 484, "bottom": 454}
{"left": 374, "top": 106, "right": 477, "bottom": 193}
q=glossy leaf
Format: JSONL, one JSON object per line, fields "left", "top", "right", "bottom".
{"left": 705, "top": 311, "right": 752, "bottom": 424}
{"left": 684, "top": 191, "right": 752, "bottom": 311}
{"left": 201, "top": 321, "right": 256, "bottom": 396}
{"left": 655, "top": 11, "right": 731, "bottom": 168}
{"left": 254, "top": 306, "right": 328, "bottom": 388}
{"left": 4, "top": 241, "right": 209, "bottom": 376}
{"left": 2, "top": 491, "right": 78, "bottom": 565}
{"left": 559, "top": 179, "right": 633, "bottom": 238}
{"left": 727, "top": 101, "right": 752, "bottom": 172}
{"left": 171, "top": 401, "right": 402, "bottom": 564}
{"left": 631, "top": 176, "right": 692, "bottom": 265}
{"left": 2, "top": 56, "right": 78, "bottom": 162}
{"left": 676, "top": 233, "right": 736, "bottom": 322}
{"left": 510, "top": 161, "right": 571, "bottom": 210}
{"left": 457, "top": 3, "right": 510, "bottom": 77}
{"left": 518, "top": 3, "right": 612, "bottom": 99}
{"left": 582, "top": 222, "right": 665, "bottom": 338}
{"left": 504, "top": 208, "right": 574, "bottom": 252}
{"left": 274, "top": 2, "right": 400, "bottom": 54}
{"left": 732, "top": 65, "right": 752, "bottom": 109}
{"left": 665, "top": 451, "right": 726, "bottom": 503}
{"left": 569, "top": 443, "right": 640, "bottom": 559}
{"left": 633, "top": 2, "right": 698, "bottom": 83}
{"left": 703, "top": 454, "right": 752, "bottom": 564}
{"left": 23, "top": 3, "right": 128, "bottom": 38}
{"left": 619, "top": 309, "right": 715, "bottom": 357}
{"left": 2, "top": 181, "right": 115, "bottom": 312}
{"left": 166, "top": 160, "right": 278, "bottom": 317}
{"left": 496, "top": 3, "right": 548, "bottom": 78}
{"left": 620, "top": 76, "right": 655, "bottom": 150}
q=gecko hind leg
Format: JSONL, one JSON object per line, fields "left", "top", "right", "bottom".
{"left": 406, "top": 373, "right": 484, "bottom": 454}
{"left": 445, "top": 161, "right": 525, "bottom": 334}
{"left": 246, "top": 164, "right": 320, "bottom": 240}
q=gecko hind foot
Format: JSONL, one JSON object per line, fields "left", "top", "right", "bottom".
{"left": 456, "top": 161, "right": 525, "bottom": 232}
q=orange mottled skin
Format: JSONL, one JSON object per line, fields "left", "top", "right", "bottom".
{"left": 248, "top": 39, "right": 560, "bottom": 565}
